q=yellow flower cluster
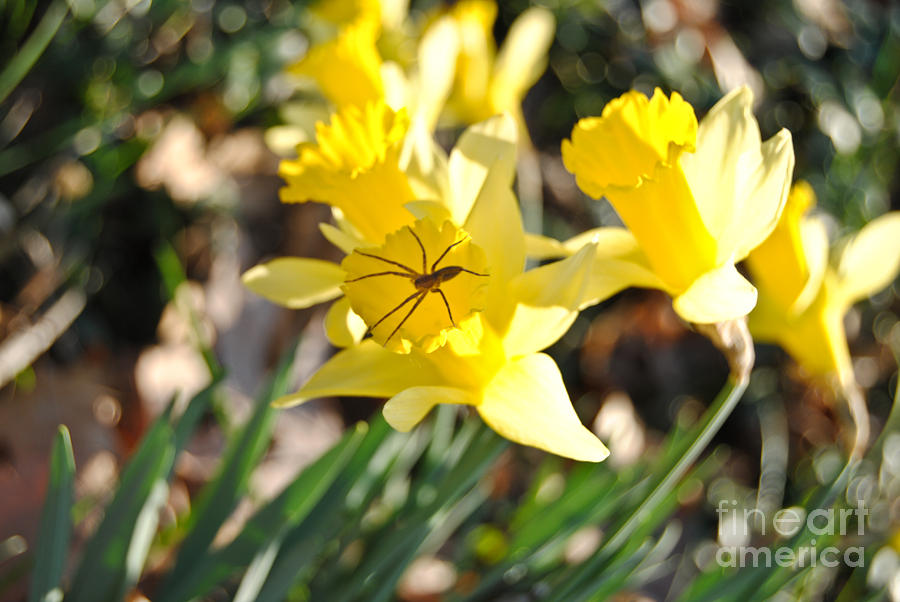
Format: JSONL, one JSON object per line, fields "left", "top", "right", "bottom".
{"left": 243, "top": 0, "right": 900, "bottom": 461}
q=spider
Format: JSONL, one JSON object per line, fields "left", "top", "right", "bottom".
{"left": 345, "top": 226, "right": 489, "bottom": 344}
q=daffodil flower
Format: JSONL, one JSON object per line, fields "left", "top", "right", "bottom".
{"left": 307, "top": 0, "right": 382, "bottom": 27}
{"left": 244, "top": 114, "right": 610, "bottom": 462}
{"left": 561, "top": 86, "right": 795, "bottom": 325}
{"left": 746, "top": 182, "right": 900, "bottom": 389}
{"left": 292, "top": 0, "right": 553, "bottom": 144}
{"left": 441, "top": 0, "right": 555, "bottom": 138}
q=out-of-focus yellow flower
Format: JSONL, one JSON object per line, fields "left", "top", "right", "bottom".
{"left": 246, "top": 115, "right": 610, "bottom": 462}
{"left": 562, "top": 86, "right": 795, "bottom": 324}
{"left": 288, "top": 18, "right": 384, "bottom": 109}
{"left": 278, "top": 100, "right": 415, "bottom": 243}
{"left": 747, "top": 183, "right": 900, "bottom": 388}
{"left": 441, "top": 0, "right": 555, "bottom": 135}
{"left": 309, "top": 0, "right": 382, "bottom": 26}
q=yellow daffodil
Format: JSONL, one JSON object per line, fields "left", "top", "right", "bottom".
{"left": 288, "top": 18, "right": 384, "bottom": 109}
{"left": 278, "top": 99, "right": 415, "bottom": 243}
{"left": 441, "top": 0, "right": 555, "bottom": 136}
{"left": 308, "top": 0, "right": 382, "bottom": 27}
{"left": 747, "top": 182, "right": 900, "bottom": 389}
{"left": 245, "top": 114, "right": 610, "bottom": 462}
{"left": 561, "top": 86, "right": 795, "bottom": 324}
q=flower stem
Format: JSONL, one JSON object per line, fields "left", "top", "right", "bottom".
{"left": 553, "top": 371, "right": 750, "bottom": 602}
{"left": 604, "top": 373, "right": 749, "bottom": 553}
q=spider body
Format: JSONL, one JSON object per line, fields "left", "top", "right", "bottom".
{"left": 414, "top": 265, "right": 465, "bottom": 290}
{"left": 345, "top": 227, "right": 488, "bottom": 345}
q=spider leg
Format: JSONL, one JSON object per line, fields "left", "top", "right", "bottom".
{"left": 435, "top": 288, "right": 456, "bottom": 327}
{"left": 344, "top": 271, "right": 413, "bottom": 283}
{"left": 385, "top": 290, "right": 428, "bottom": 344}
{"left": 365, "top": 289, "right": 424, "bottom": 337}
{"left": 431, "top": 237, "right": 466, "bottom": 271}
{"left": 355, "top": 251, "right": 418, "bottom": 275}
{"left": 407, "top": 227, "right": 427, "bottom": 274}
{"left": 458, "top": 268, "right": 490, "bottom": 277}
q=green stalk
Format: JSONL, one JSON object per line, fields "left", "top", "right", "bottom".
{"left": 553, "top": 372, "right": 750, "bottom": 601}
{"left": 0, "top": 1, "right": 68, "bottom": 105}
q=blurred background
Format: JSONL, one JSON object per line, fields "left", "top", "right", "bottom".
{"left": 1, "top": 0, "right": 899, "bottom": 600}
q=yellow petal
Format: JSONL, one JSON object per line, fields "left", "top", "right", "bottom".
{"left": 727, "top": 130, "right": 794, "bottom": 261}
{"left": 503, "top": 244, "right": 596, "bottom": 356}
{"left": 836, "top": 211, "right": 900, "bottom": 305}
{"left": 319, "top": 222, "right": 364, "bottom": 254}
{"left": 463, "top": 165, "right": 526, "bottom": 330}
{"left": 512, "top": 229, "right": 667, "bottom": 352}
{"left": 273, "top": 340, "right": 444, "bottom": 407}
{"left": 242, "top": 258, "right": 344, "bottom": 309}
{"left": 309, "top": 0, "right": 381, "bottom": 26}
{"left": 512, "top": 243, "right": 595, "bottom": 308}
{"left": 562, "top": 88, "right": 697, "bottom": 193}
{"left": 288, "top": 19, "right": 383, "bottom": 108}
{"left": 448, "top": 113, "right": 518, "bottom": 225}
{"left": 679, "top": 87, "right": 794, "bottom": 261}
{"left": 489, "top": 7, "right": 555, "bottom": 114}
{"left": 324, "top": 296, "right": 367, "bottom": 347}
{"left": 795, "top": 215, "right": 830, "bottom": 314}
{"left": 411, "top": 16, "right": 460, "bottom": 136}
{"left": 745, "top": 181, "right": 819, "bottom": 315}
{"left": 477, "top": 353, "right": 610, "bottom": 462}
{"left": 673, "top": 263, "right": 757, "bottom": 324}
{"left": 524, "top": 232, "right": 567, "bottom": 260}
{"left": 749, "top": 274, "right": 853, "bottom": 388}
{"left": 383, "top": 386, "right": 475, "bottom": 431}
{"left": 404, "top": 200, "right": 453, "bottom": 224}
{"left": 446, "top": 0, "right": 497, "bottom": 123}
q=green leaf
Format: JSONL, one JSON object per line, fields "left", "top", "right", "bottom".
{"left": 0, "top": 1, "right": 68, "bottom": 105}
{"left": 28, "top": 425, "right": 75, "bottom": 602}
{"left": 67, "top": 421, "right": 176, "bottom": 602}
{"left": 250, "top": 416, "right": 396, "bottom": 602}
{"left": 156, "top": 422, "right": 368, "bottom": 602}
{"left": 160, "top": 350, "right": 294, "bottom": 591}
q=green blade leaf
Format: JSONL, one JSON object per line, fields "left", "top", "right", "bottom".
{"left": 160, "top": 349, "right": 294, "bottom": 591}
{"left": 28, "top": 425, "right": 75, "bottom": 602}
{"left": 67, "top": 421, "right": 176, "bottom": 602}
{"left": 156, "top": 422, "right": 368, "bottom": 602}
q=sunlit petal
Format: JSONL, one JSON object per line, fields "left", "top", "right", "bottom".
{"left": 745, "top": 181, "right": 819, "bottom": 315}
{"left": 673, "top": 263, "right": 757, "bottom": 324}
{"left": 448, "top": 113, "right": 518, "bottom": 225}
{"left": 490, "top": 7, "right": 555, "bottom": 115}
{"left": 383, "top": 386, "right": 475, "bottom": 431}
{"left": 324, "top": 296, "right": 367, "bottom": 348}
{"left": 477, "top": 353, "right": 610, "bottom": 462}
{"left": 242, "top": 258, "right": 345, "bottom": 309}
{"left": 273, "top": 341, "right": 444, "bottom": 407}
{"left": 836, "top": 211, "right": 900, "bottom": 305}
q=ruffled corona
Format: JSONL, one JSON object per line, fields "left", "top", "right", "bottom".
{"left": 278, "top": 100, "right": 415, "bottom": 242}
{"left": 341, "top": 218, "right": 489, "bottom": 353}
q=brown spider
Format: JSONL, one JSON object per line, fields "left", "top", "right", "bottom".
{"left": 345, "top": 226, "right": 489, "bottom": 344}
